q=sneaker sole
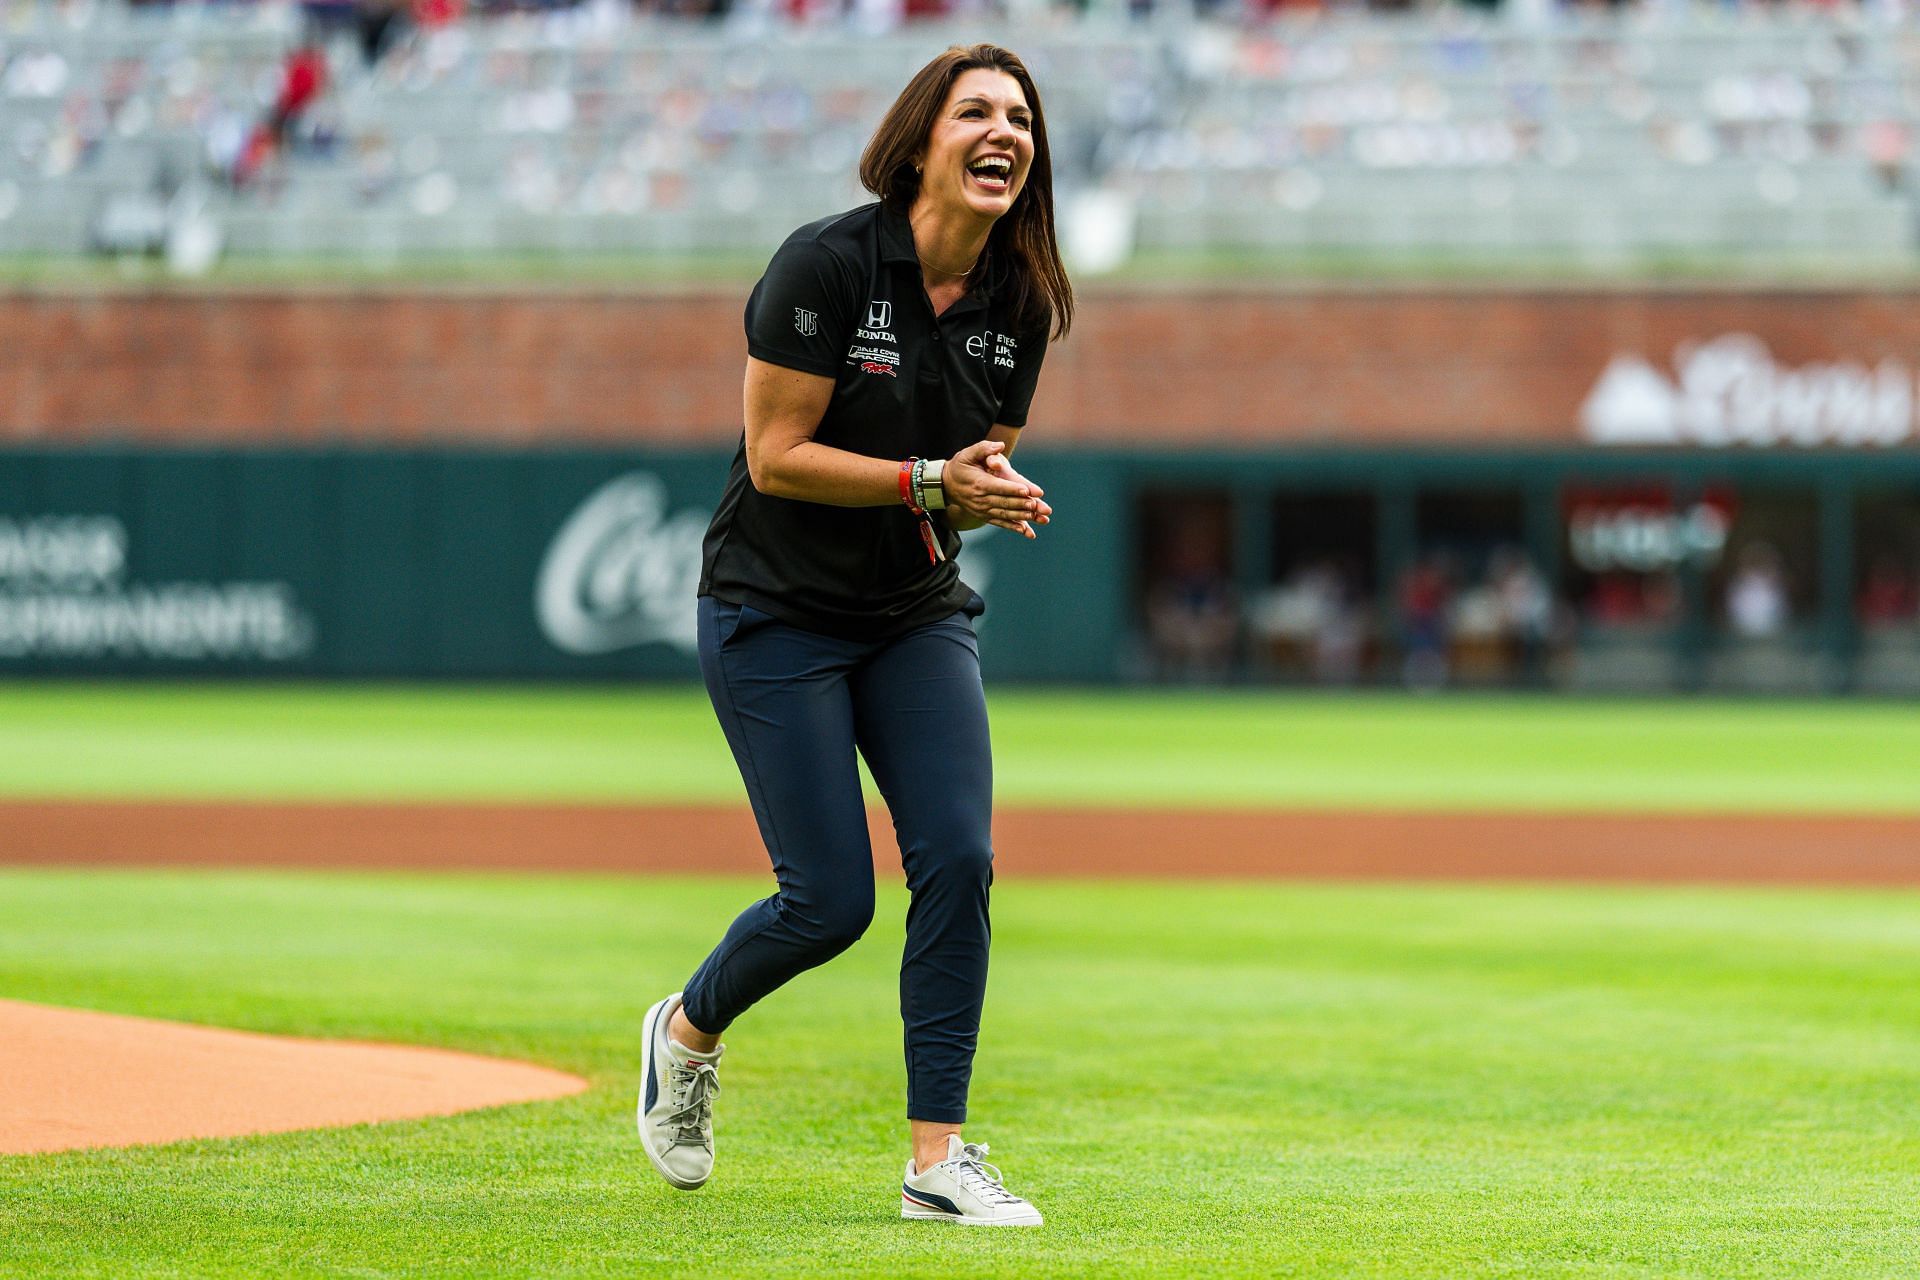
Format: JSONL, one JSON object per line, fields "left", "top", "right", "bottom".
{"left": 901, "top": 1203, "right": 1043, "bottom": 1226}
{"left": 637, "top": 992, "right": 708, "bottom": 1191}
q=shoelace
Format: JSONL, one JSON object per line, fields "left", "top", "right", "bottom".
{"left": 945, "top": 1143, "right": 1024, "bottom": 1206}
{"left": 665, "top": 1061, "right": 719, "bottom": 1149}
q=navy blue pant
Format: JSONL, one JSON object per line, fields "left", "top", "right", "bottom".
{"left": 681, "top": 594, "right": 994, "bottom": 1125}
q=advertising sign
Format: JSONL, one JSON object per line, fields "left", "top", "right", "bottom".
{"left": 1582, "top": 335, "right": 1918, "bottom": 448}
{"left": 0, "top": 448, "right": 1101, "bottom": 680}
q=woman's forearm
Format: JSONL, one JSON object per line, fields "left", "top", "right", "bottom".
{"left": 748, "top": 439, "right": 905, "bottom": 507}
{"left": 749, "top": 421, "right": 1041, "bottom": 535}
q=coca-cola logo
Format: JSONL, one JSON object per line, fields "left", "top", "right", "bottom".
{"left": 535, "top": 472, "right": 706, "bottom": 655}
{"left": 1581, "top": 333, "right": 1916, "bottom": 447}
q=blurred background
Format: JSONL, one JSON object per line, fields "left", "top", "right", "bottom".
{"left": 3, "top": 0, "right": 1919, "bottom": 694}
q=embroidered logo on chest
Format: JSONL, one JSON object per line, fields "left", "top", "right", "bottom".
{"left": 847, "top": 344, "right": 900, "bottom": 377}
{"left": 961, "top": 332, "right": 1017, "bottom": 370}
{"left": 855, "top": 299, "right": 896, "bottom": 345}
{"left": 990, "top": 331, "right": 1018, "bottom": 370}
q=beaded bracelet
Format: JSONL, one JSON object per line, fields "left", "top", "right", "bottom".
{"left": 898, "top": 456, "right": 945, "bottom": 564}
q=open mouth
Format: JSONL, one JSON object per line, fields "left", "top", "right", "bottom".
{"left": 966, "top": 155, "right": 1013, "bottom": 193}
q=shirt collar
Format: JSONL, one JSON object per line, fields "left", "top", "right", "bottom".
{"left": 879, "top": 201, "right": 996, "bottom": 308}
{"left": 879, "top": 200, "right": 918, "bottom": 266}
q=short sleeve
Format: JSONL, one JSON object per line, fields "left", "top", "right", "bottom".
{"left": 744, "top": 233, "right": 856, "bottom": 379}
{"left": 993, "top": 309, "right": 1052, "bottom": 429}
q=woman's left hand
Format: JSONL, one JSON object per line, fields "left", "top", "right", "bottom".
{"left": 943, "top": 440, "right": 1052, "bottom": 538}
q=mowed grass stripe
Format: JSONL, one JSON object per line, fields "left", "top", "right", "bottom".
{"left": 2, "top": 683, "right": 1916, "bottom": 814}
{"left": 4, "top": 870, "right": 1920, "bottom": 1278}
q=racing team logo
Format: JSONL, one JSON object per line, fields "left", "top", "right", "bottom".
{"left": 793, "top": 308, "right": 818, "bottom": 338}
{"left": 859, "top": 361, "right": 896, "bottom": 378}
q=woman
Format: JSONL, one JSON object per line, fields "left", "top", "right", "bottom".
{"left": 637, "top": 43, "right": 1072, "bottom": 1227}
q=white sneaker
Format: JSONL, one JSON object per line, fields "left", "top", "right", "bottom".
{"left": 637, "top": 992, "right": 723, "bottom": 1190}
{"left": 902, "top": 1135, "right": 1044, "bottom": 1226}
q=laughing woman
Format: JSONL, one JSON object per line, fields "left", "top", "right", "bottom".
{"left": 636, "top": 44, "right": 1073, "bottom": 1226}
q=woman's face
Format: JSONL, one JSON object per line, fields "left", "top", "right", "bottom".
{"left": 916, "top": 68, "right": 1035, "bottom": 223}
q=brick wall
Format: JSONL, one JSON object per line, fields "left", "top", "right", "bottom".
{"left": 7, "top": 287, "right": 1920, "bottom": 446}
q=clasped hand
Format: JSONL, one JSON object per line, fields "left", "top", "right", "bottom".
{"left": 942, "top": 440, "right": 1051, "bottom": 539}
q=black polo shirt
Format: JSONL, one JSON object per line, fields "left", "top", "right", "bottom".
{"left": 699, "top": 201, "right": 1050, "bottom": 640}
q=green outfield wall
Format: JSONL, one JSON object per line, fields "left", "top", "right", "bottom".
{"left": 0, "top": 446, "right": 1123, "bottom": 681}
{"left": 2, "top": 445, "right": 1917, "bottom": 689}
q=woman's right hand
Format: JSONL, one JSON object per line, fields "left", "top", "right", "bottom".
{"left": 944, "top": 440, "right": 1052, "bottom": 538}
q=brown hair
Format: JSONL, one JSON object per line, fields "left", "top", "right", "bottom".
{"left": 858, "top": 44, "right": 1073, "bottom": 341}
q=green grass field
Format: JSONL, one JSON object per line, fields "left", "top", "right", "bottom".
{"left": 6, "top": 871, "right": 1920, "bottom": 1278}
{"left": 3, "top": 683, "right": 1918, "bottom": 813}
{"left": 5, "top": 685, "right": 1920, "bottom": 1277}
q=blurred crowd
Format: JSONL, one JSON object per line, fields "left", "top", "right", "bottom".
{"left": 1142, "top": 533, "right": 1570, "bottom": 688}
{"left": 1138, "top": 520, "right": 1920, "bottom": 688}
{"left": 1390, "top": 547, "right": 1557, "bottom": 688}
{"left": 6, "top": 0, "right": 1915, "bottom": 241}
{"left": 97, "top": 0, "right": 1920, "bottom": 18}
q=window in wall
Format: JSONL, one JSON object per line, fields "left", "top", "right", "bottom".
{"left": 1132, "top": 488, "right": 1236, "bottom": 683}
{"left": 1558, "top": 480, "right": 1724, "bottom": 693}
{"left": 1250, "top": 491, "right": 1377, "bottom": 685}
{"left": 1561, "top": 481, "right": 1725, "bottom": 628}
{"left": 1406, "top": 489, "right": 1535, "bottom": 689}
{"left": 1854, "top": 490, "right": 1920, "bottom": 694}
{"left": 1707, "top": 490, "right": 1817, "bottom": 635}
{"left": 1702, "top": 486, "right": 1821, "bottom": 693}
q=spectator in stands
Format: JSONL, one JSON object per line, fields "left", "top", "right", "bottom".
{"left": 301, "top": 0, "right": 359, "bottom": 41}
{"left": 1145, "top": 515, "right": 1238, "bottom": 682}
{"left": 232, "top": 42, "right": 329, "bottom": 189}
{"left": 1584, "top": 569, "right": 1682, "bottom": 627}
{"left": 1489, "top": 546, "right": 1553, "bottom": 679}
{"left": 772, "top": 0, "right": 840, "bottom": 21}
{"left": 1864, "top": 120, "right": 1911, "bottom": 193}
{"left": 1250, "top": 559, "right": 1367, "bottom": 685}
{"left": 1725, "top": 541, "right": 1790, "bottom": 638}
{"left": 358, "top": 0, "right": 411, "bottom": 66}
{"left": 1586, "top": 572, "right": 1641, "bottom": 626}
{"left": 413, "top": 0, "right": 465, "bottom": 28}
{"left": 1858, "top": 553, "right": 1919, "bottom": 627}
{"left": 1446, "top": 567, "right": 1506, "bottom": 681}
{"left": 1304, "top": 560, "right": 1366, "bottom": 685}
{"left": 1398, "top": 552, "right": 1452, "bottom": 689}
{"left": 1644, "top": 571, "right": 1682, "bottom": 625}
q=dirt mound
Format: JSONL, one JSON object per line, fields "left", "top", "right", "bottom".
{"left": 0, "top": 998, "right": 588, "bottom": 1157}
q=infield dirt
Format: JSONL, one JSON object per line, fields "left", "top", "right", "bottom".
{"left": 7, "top": 800, "right": 1919, "bottom": 884}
